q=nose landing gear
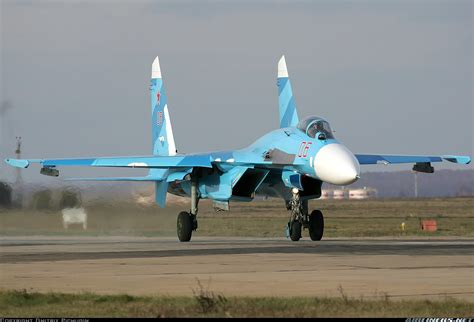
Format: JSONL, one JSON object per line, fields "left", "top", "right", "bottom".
{"left": 286, "top": 189, "right": 324, "bottom": 241}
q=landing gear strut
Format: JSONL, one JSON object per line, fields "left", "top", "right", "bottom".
{"left": 177, "top": 176, "right": 199, "bottom": 242}
{"left": 286, "top": 189, "right": 324, "bottom": 241}
{"left": 287, "top": 189, "right": 306, "bottom": 241}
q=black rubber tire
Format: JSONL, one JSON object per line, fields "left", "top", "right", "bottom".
{"left": 177, "top": 211, "right": 193, "bottom": 242}
{"left": 309, "top": 210, "right": 324, "bottom": 241}
{"left": 290, "top": 220, "right": 302, "bottom": 241}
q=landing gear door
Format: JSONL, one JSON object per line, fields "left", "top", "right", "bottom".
{"left": 281, "top": 171, "right": 303, "bottom": 190}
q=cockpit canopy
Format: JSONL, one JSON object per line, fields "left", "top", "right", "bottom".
{"left": 297, "top": 116, "right": 334, "bottom": 139}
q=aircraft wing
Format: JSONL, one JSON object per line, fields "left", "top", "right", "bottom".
{"left": 355, "top": 154, "right": 471, "bottom": 165}
{"left": 5, "top": 154, "right": 213, "bottom": 170}
{"left": 4, "top": 148, "right": 304, "bottom": 181}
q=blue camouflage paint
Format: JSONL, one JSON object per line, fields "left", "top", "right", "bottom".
{"left": 151, "top": 78, "right": 170, "bottom": 156}
{"left": 5, "top": 126, "right": 470, "bottom": 203}
{"left": 43, "top": 158, "right": 96, "bottom": 166}
{"left": 355, "top": 154, "right": 443, "bottom": 165}
{"left": 199, "top": 166, "right": 248, "bottom": 200}
{"left": 441, "top": 155, "right": 471, "bottom": 164}
{"left": 5, "top": 158, "right": 30, "bottom": 168}
{"left": 155, "top": 181, "right": 168, "bottom": 207}
{"left": 277, "top": 77, "right": 299, "bottom": 128}
{"left": 12, "top": 155, "right": 212, "bottom": 169}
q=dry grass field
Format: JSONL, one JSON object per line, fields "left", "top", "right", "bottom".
{"left": 1, "top": 197, "right": 472, "bottom": 317}
{"left": 1, "top": 289, "right": 472, "bottom": 317}
{"left": 1, "top": 197, "right": 472, "bottom": 238}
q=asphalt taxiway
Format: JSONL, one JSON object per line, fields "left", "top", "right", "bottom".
{"left": 1, "top": 236, "right": 472, "bottom": 300}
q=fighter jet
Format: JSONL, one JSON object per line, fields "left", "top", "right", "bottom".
{"left": 5, "top": 56, "right": 471, "bottom": 242}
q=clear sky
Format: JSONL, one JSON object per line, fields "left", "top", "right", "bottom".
{"left": 0, "top": 0, "right": 472, "bottom": 182}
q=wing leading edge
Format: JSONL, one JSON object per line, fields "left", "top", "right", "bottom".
{"left": 5, "top": 154, "right": 213, "bottom": 170}
{"left": 355, "top": 154, "right": 471, "bottom": 165}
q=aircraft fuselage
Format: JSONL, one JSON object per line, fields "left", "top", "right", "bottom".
{"left": 168, "top": 122, "right": 360, "bottom": 203}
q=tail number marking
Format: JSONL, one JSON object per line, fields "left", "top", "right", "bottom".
{"left": 157, "top": 111, "right": 163, "bottom": 125}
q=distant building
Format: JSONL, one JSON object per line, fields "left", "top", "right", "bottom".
{"left": 333, "top": 190, "right": 346, "bottom": 200}
{"left": 321, "top": 187, "right": 377, "bottom": 200}
{"left": 320, "top": 189, "right": 331, "bottom": 199}
{"left": 348, "top": 187, "right": 378, "bottom": 199}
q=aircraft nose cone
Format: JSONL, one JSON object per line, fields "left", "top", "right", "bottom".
{"left": 314, "top": 144, "right": 360, "bottom": 185}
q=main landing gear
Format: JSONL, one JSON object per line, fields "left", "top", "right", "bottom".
{"left": 286, "top": 189, "right": 324, "bottom": 241}
{"left": 177, "top": 177, "right": 199, "bottom": 242}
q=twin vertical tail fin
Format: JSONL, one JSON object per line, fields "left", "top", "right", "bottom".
{"left": 150, "top": 55, "right": 298, "bottom": 206}
{"left": 150, "top": 56, "right": 177, "bottom": 207}
{"left": 277, "top": 55, "right": 299, "bottom": 128}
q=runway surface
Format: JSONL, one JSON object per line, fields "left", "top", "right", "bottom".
{"left": 1, "top": 236, "right": 473, "bottom": 300}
